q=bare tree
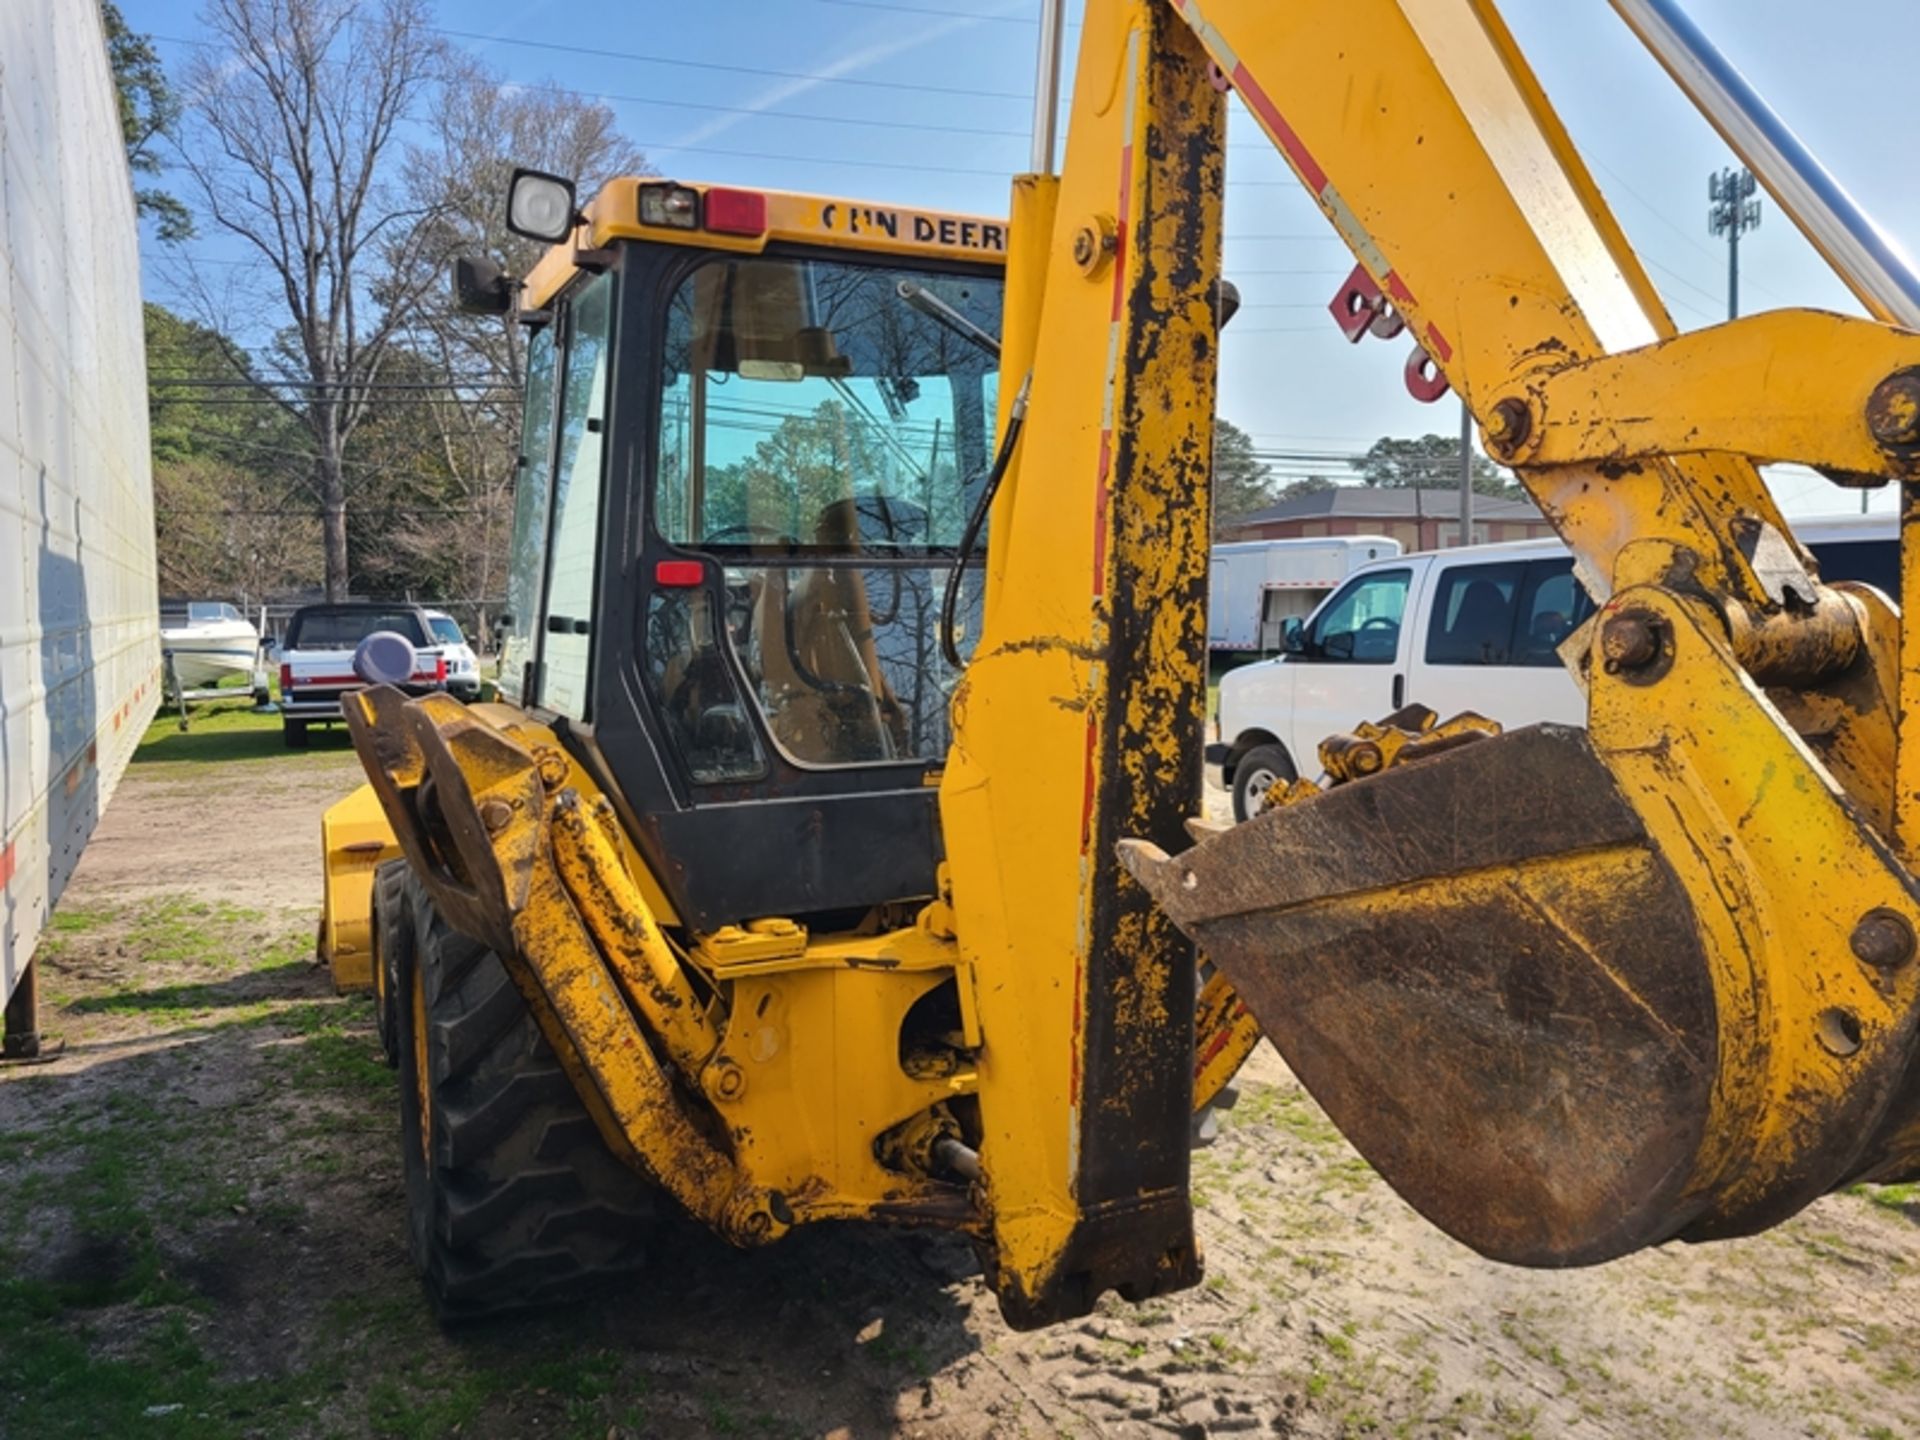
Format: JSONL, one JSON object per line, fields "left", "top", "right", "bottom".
{"left": 176, "top": 0, "right": 444, "bottom": 599}
{"left": 154, "top": 458, "right": 326, "bottom": 604}
{"left": 379, "top": 59, "right": 649, "bottom": 634}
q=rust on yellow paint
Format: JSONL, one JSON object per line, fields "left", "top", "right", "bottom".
{"left": 341, "top": 684, "right": 984, "bottom": 1248}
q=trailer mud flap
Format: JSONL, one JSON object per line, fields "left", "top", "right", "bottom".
{"left": 1120, "top": 724, "right": 1721, "bottom": 1266}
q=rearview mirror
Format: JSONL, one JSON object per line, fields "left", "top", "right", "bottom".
{"left": 452, "top": 255, "right": 512, "bottom": 315}
{"left": 1282, "top": 618, "right": 1306, "bottom": 654}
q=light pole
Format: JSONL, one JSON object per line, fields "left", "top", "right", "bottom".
{"left": 1458, "top": 399, "right": 1474, "bottom": 546}
{"left": 1708, "top": 166, "right": 1761, "bottom": 319}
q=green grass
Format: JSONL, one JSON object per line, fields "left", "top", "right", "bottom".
{"left": 135, "top": 701, "right": 356, "bottom": 765}
{"left": 1849, "top": 1182, "right": 1919, "bottom": 1216}
{"left": 39, "top": 896, "right": 316, "bottom": 1027}
{"left": 2, "top": 880, "right": 691, "bottom": 1440}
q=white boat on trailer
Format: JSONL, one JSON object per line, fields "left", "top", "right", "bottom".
{"left": 160, "top": 600, "right": 262, "bottom": 691}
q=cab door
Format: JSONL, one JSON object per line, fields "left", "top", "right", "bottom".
{"left": 1283, "top": 560, "right": 1422, "bottom": 773}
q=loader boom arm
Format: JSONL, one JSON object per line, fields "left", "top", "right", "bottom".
{"left": 946, "top": 0, "right": 1920, "bottom": 1318}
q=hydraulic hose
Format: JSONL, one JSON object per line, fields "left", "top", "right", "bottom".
{"left": 940, "top": 374, "right": 1030, "bottom": 671}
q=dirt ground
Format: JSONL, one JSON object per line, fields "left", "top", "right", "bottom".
{"left": 4, "top": 711, "right": 1920, "bottom": 1440}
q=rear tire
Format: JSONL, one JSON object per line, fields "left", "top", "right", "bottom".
{"left": 1230, "top": 742, "right": 1296, "bottom": 822}
{"left": 370, "top": 861, "right": 411, "bottom": 1069}
{"left": 282, "top": 720, "right": 309, "bottom": 749}
{"left": 395, "top": 871, "right": 655, "bottom": 1322}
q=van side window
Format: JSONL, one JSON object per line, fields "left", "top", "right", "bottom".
{"left": 1513, "top": 559, "right": 1595, "bottom": 666}
{"left": 1425, "top": 563, "right": 1524, "bottom": 666}
{"left": 1303, "top": 568, "right": 1410, "bottom": 663}
{"left": 1809, "top": 538, "right": 1897, "bottom": 597}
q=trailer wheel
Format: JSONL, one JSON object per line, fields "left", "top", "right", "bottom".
{"left": 1230, "top": 742, "right": 1296, "bottom": 821}
{"left": 395, "top": 872, "right": 655, "bottom": 1322}
{"left": 369, "top": 860, "right": 411, "bottom": 1068}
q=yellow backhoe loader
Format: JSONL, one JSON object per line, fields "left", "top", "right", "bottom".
{"left": 321, "top": 0, "right": 1920, "bottom": 1326}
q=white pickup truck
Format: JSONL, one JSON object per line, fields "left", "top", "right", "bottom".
{"left": 276, "top": 602, "right": 450, "bottom": 748}
{"left": 1212, "top": 515, "right": 1896, "bottom": 819}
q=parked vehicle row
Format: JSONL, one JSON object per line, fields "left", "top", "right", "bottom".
{"left": 1212, "top": 515, "right": 1895, "bottom": 820}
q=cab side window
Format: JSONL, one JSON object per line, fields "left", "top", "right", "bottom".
{"left": 541, "top": 273, "right": 615, "bottom": 721}
{"left": 1303, "top": 568, "right": 1410, "bottom": 663}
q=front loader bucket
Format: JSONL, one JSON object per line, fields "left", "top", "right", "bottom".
{"left": 1124, "top": 725, "right": 1717, "bottom": 1266}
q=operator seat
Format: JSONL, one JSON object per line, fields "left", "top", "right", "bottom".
{"left": 752, "top": 496, "right": 914, "bottom": 764}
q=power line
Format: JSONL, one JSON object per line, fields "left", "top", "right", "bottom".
{"left": 149, "top": 34, "right": 1328, "bottom": 189}
{"left": 430, "top": 27, "right": 1035, "bottom": 102}
{"left": 811, "top": 0, "right": 1062, "bottom": 24}
{"left": 1223, "top": 325, "right": 1349, "bottom": 336}
{"left": 1640, "top": 255, "right": 1733, "bottom": 323}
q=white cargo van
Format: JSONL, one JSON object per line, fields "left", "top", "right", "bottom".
{"left": 1212, "top": 516, "right": 1894, "bottom": 819}
{"left": 1208, "top": 535, "right": 1402, "bottom": 656}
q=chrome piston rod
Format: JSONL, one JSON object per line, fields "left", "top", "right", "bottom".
{"left": 1611, "top": 0, "right": 1920, "bottom": 329}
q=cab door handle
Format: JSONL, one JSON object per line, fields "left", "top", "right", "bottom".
{"left": 1392, "top": 673, "right": 1405, "bottom": 709}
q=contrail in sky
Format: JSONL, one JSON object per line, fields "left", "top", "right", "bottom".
{"left": 661, "top": 0, "right": 1032, "bottom": 152}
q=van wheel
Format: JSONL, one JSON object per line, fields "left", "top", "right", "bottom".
{"left": 1231, "top": 743, "right": 1296, "bottom": 822}
{"left": 396, "top": 871, "right": 655, "bottom": 1323}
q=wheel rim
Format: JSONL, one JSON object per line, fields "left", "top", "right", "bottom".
{"left": 1241, "top": 766, "right": 1280, "bottom": 816}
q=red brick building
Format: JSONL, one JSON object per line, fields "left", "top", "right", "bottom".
{"left": 1221, "top": 486, "right": 1555, "bottom": 551}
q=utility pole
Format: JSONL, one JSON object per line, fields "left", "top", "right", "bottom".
{"left": 1458, "top": 398, "right": 1474, "bottom": 546}
{"left": 1708, "top": 166, "right": 1761, "bottom": 319}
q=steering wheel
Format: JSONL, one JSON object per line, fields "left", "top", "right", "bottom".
{"left": 1359, "top": 616, "right": 1400, "bottom": 632}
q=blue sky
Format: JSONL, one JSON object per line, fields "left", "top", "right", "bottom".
{"left": 126, "top": 0, "right": 1918, "bottom": 518}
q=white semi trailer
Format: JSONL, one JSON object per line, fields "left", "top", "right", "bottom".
{"left": 1208, "top": 536, "right": 1403, "bottom": 658}
{"left": 0, "top": 0, "right": 161, "bottom": 1057}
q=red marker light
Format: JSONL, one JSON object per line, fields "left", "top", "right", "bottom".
{"left": 279, "top": 662, "right": 293, "bottom": 692}
{"left": 655, "top": 559, "right": 705, "bottom": 588}
{"left": 704, "top": 187, "right": 767, "bottom": 237}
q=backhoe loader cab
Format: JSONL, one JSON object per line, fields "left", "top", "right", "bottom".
{"left": 486, "top": 178, "right": 1008, "bottom": 932}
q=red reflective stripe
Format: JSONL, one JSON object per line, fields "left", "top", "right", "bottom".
{"left": 0, "top": 840, "right": 15, "bottom": 888}
{"left": 1078, "top": 711, "right": 1099, "bottom": 855}
{"left": 1232, "top": 61, "right": 1328, "bottom": 193}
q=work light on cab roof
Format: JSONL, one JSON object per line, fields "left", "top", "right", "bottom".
{"left": 638, "top": 181, "right": 768, "bottom": 237}
{"left": 505, "top": 166, "right": 577, "bottom": 243}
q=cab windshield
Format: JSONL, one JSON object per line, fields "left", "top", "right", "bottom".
{"left": 653, "top": 253, "right": 1002, "bottom": 771}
